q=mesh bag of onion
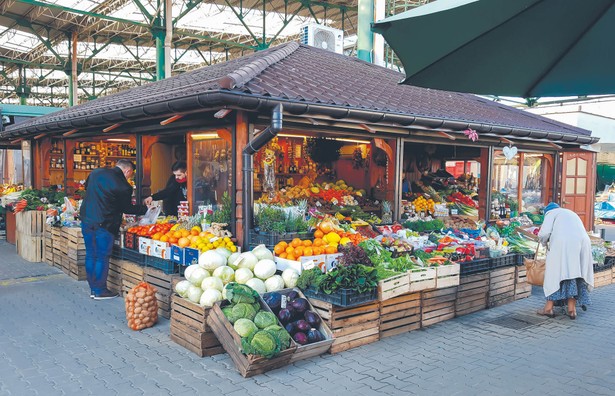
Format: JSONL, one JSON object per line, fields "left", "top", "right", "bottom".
{"left": 125, "top": 282, "right": 158, "bottom": 330}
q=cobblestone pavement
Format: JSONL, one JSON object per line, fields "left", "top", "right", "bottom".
{"left": 2, "top": 239, "right": 615, "bottom": 396}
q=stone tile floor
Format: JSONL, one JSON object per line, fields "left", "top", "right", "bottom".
{"left": 1, "top": 240, "right": 614, "bottom": 395}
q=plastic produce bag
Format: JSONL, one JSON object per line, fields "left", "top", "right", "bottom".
{"left": 138, "top": 205, "right": 161, "bottom": 225}
{"left": 125, "top": 282, "right": 158, "bottom": 331}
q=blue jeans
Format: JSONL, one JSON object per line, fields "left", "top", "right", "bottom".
{"left": 81, "top": 223, "right": 115, "bottom": 295}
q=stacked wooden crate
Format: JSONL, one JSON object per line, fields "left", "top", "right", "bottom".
{"left": 144, "top": 267, "right": 176, "bottom": 319}
{"left": 121, "top": 260, "right": 145, "bottom": 295}
{"left": 107, "top": 256, "right": 123, "bottom": 294}
{"left": 594, "top": 267, "right": 612, "bottom": 288}
{"left": 421, "top": 286, "right": 457, "bottom": 327}
{"left": 51, "top": 226, "right": 66, "bottom": 271}
{"left": 514, "top": 265, "right": 532, "bottom": 300}
{"left": 63, "top": 227, "right": 86, "bottom": 281}
{"left": 44, "top": 225, "right": 54, "bottom": 266}
{"left": 309, "top": 298, "right": 380, "bottom": 354}
{"left": 171, "top": 295, "right": 223, "bottom": 357}
{"left": 15, "top": 210, "right": 46, "bottom": 262}
{"left": 455, "top": 273, "right": 489, "bottom": 316}
{"left": 379, "top": 292, "right": 421, "bottom": 338}
{"left": 488, "top": 266, "right": 516, "bottom": 308}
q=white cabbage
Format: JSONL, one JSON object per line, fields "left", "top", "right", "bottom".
{"left": 281, "top": 268, "right": 300, "bottom": 288}
{"left": 213, "top": 266, "right": 235, "bottom": 284}
{"left": 198, "top": 250, "right": 226, "bottom": 271}
{"left": 246, "top": 278, "right": 267, "bottom": 294}
{"left": 251, "top": 244, "right": 274, "bottom": 261}
{"left": 186, "top": 285, "right": 203, "bottom": 303}
{"left": 187, "top": 267, "right": 209, "bottom": 286}
{"left": 235, "top": 252, "right": 258, "bottom": 271}
{"left": 264, "top": 275, "right": 285, "bottom": 292}
{"left": 201, "top": 276, "right": 224, "bottom": 292}
{"left": 199, "top": 288, "right": 222, "bottom": 307}
{"left": 234, "top": 268, "right": 254, "bottom": 284}
{"left": 254, "top": 259, "right": 277, "bottom": 280}
{"left": 174, "top": 280, "right": 192, "bottom": 297}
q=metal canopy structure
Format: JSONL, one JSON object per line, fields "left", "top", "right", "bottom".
{"left": 0, "top": 0, "right": 363, "bottom": 107}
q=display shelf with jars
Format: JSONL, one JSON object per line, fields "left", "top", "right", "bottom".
{"left": 72, "top": 141, "right": 137, "bottom": 172}
{"left": 49, "top": 141, "right": 65, "bottom": 171}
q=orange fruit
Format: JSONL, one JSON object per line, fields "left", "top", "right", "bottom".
{"left": 274, "top": 244, "right": 285, "bottom": 255}
{"left": 277, "top": 241, "right": 288, "bottom": 249}
{"left": 199, "top": 231, "right": 209, "bottom": 237}
{"left": 180, "top": 229, "right": 190, "bottom": 238}
{"left": 169, "top": 237, "right": 178, "bottom": 244}
{"left": 313, "top": 229, "right": 324, "bottom": 239}
{"left": 319, "top": 221, "right": 334, "bottom": 234}
{"left": 160, "top": 235, "right": 169, "bottom": 242}
{"left": 313, "top": 238, "right": 323, "bottom": 247}
{"left": 152, "top": 233, "right": 162, "bottom": 241}
{"left": 325, "top": 246, "right": 337, "bottom": 254}
{"left": 178, "top": 237, "right": 190, "bottom": 248}
{"left": 173, "top": 230, "right": 182, "bottom": 239}
{"left": 285, "top": 246, "right": 295, "bottom": 254}
{"left": 290, "top": 238, "right": 301, "bottom": 248}
{"left": 294, "top": 246, "right": 304, "bottom": 257}
{"left": 303, "top": 247, "right": 313, "bottom": 256}
{"left": 302, "top": 240, "right": 313, "bottom": 247}
{"left": 190, "top": 229, "right": 199, "bottom": 236}
{"left": 286, "top": 254, "right": 296, "bottom": 261}
{"left": 279, "top": 252, "right": 288, "bottom": 259}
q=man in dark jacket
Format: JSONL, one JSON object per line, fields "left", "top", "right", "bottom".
{"left": 144, "top": 161, "right": 187, "bottom": 216}
{"left": 80, "top": 159, "right": 147, "bottom": 300}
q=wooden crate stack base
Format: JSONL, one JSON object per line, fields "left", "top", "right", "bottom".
{"left": 208, "top": 302, "right": 295, "bottom": 377}
{"left": 121, "top": 260, "right": 145, "bottom": 295}
{"left": 409, "top": 267, "right": 437, "bottom": 292}
{"left": 436, "top": 263, "right": 461, "bottom": 289}
{"left": 170, "top": 295, "right": 223, "bottom": 357}
{"left": 15, "top": 232, "right": 44, "bottom": 262}
{"left": 594, "top": 268, "right": 612, "bottom": 288}
{"left": 44, "top": 225, "right": 54, "bottom": 266}
{"left": 488, "top": 266, "right": 516, "bottom": 308}
{"left": 107, "top": 257, "right": 123, "bottom": 294}
{"left": 421, "top": 286, "right": 457, "bottom": 327}
{"left": 15, "top": 210, "right": 46, "bottom": 236}
{"left": 51, "top": 227, "right": 66, "bottom": 268}
{"left": 145, "top": 267, "right": 177, "bottom": 319}
{"left": 379, "top": 292, "right": 421, "bottom": 338}
{"left": 63, "top": 227, "right": 86, "bottom": 250}
{"left": 308, "top": 298, "right": 380, "bottom": 354}
{"left": 612, "top": 266, "right": 615, "bottom": 283}
{"left": 514, "top": 266, "right": 532, "bottom": 300}
{"left": 456, "top": 272, "right": 489, "bottom": 316}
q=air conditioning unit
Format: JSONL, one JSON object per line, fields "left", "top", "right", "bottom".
{"left": 300, "top": 24, "right": 344, "bottom": 54}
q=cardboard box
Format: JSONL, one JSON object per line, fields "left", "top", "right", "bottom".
{"left": 151, "top": 240, "right": 171, "bottom": 259}
{"left": 325, "top": 253, "right": 343, "bottom": 271}
{"left": 275, "top": 254, "right": 328, "bottom": 273}
{"left": 138, "top": 237, "right": 152, "bottom": 256}
{"left": 171, "top": 245, "right": 200, "bottom": 265}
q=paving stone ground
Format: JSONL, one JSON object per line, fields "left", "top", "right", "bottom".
{"left": 2, "top": 239, "right": 615, "bottom": 395}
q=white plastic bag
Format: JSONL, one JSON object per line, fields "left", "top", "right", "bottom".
{"left": 138, "top": 206, "right": 161, "bottom": 225}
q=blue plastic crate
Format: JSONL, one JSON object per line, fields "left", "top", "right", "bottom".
{"left": 145, "top": 255, "right": 179, "bottom": 274}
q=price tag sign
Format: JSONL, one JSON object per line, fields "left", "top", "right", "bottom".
{"left": 281, "top": 295, "right": 287, "bottom": 309}
{"left": 451, "top": 209, "right": 458, "bottom": 215}
{"left": 302, "top": 260, "right": 316, "bottom": 271}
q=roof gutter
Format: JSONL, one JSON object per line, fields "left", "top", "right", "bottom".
{"left": 1, "top": 90, "right": 599, "bottom": 145}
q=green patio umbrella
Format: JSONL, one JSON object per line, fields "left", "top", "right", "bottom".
{"left": 372, "top": 0, "right": 615, "bottom": 97}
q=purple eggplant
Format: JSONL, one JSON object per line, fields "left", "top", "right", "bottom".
{"left": 304, "top": 310, "right": 321, "bottom": 328}
{"left": 278, "top": 308, "right": 292, "bottom": 325}
{"left": 264, "top": 292, "right": 282, "bottom": 312}
{"left": 307, "top": 329, "right": 324, "bottom": 343}
{"left": 295, "top": 319, "right": 310, "bottom": 333}
{"left": 286, "top": 290, "right": 299, "bottom": 301}
{"left": 293, "top": 332, "right": 308, "bottom": 345}
{"left": 285, "top": 322, "right": 297, "bottom": 335}
{"left": 291, "top": 298, "right": 310, "bottom": 313}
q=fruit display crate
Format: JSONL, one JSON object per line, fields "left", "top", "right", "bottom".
{"left": 379, "top": 292, "right": 421, "bottom": 338}
{"left": 408, "top": 267, "right": 437, "bottom": 292}
{"left": 307, "top": 297, "right": 380, "bottom": 354}
{"left": 170, "top": 295, "right": 223, "bottom": 357}
{"left": 248, "top": 230, "right": 312, "bottom": 250}
{"left": 377, "top": 272, "right": 410, "bottom": 301}
{"left": 435, "top": 263, "right": 460, "bottom": 289}
{"left": 459, "top": 258, "right": 491, "bottom": 275}
{"left": 488, "top": 266, "right": 516, "bottom": 308}
{"left": 490, "top": 254, "right": 517, "bottom": 270}
{"left": 302, "top": 286, "right": 377, "bottom": 308}
{"left": 208, "top": 301, "right": 296, "bottom": 377}
{"left": 421, "top": 286, "right": 457, "bottom": 327}
{"left": 455, "top": 272, "right": 489, "bottom": 317}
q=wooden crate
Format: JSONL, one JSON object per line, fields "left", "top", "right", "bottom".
{"left": 67, "top": 260, "right": 87, "bottom": 281}
{"left": 436, "top": 263, "right": 460, "bottom": 289}
{"left": 514, "top": 265, "right": 532, "bottom": 300}
{"left": 208, "top": 302, "right": 296, "bottom": 377}
{"left": 63, "top": 227, "right": 86, "bottom": 250}
{"left": 488, "top": 266, "right": 516, "bottom": 308}
{"left": 379, "top": 292, "right": 421, "bottom": 338}
{"left": 456, "top": 272, "right": 489, "bottom": 316}
{"left": 308, "top": 297, "right": 380, "bottom": 354}
{"left": 421, "top": 286, "right": 457, "bottom": 327}
{"left": 377, "top": 272, "right": 410, "bottom": 301}
{"left": 145, "top": 267, "right": 177, "bottom": 319}
{"left": 409, "top": 267, "right": 437, "bottom": 292}
{"left": 594, "top": 268, "right": 612, "bottom": 288}
{"left": 15, "top": 232, "right": 44, "bottom": 262}
{"left": 107, "top": 257, "right": 123, "bottom": 294}
{"left": 15, "top": 210, "right": 46, "bottom": 236}
{"left": 121, "top": 260, "right": 145, "bottom": 295}
{"left": 170, "top": 295, "right": 223, "bottom": 357}
{"left": 66, "top": 248, "right": 86, "bottom": 263}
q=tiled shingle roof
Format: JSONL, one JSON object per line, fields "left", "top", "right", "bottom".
{"left": 2, "top": 42, "right": 594, "bottom": 143}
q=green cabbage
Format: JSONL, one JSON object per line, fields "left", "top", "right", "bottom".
{"left": 254, "top": 311, "right": 278, "bottom": 329}
{"left": 234, "top": 318, "right": 258, "bottom": 338}
{"left": 241, "top": 330, "right": 281, "bottom": 359}
{"left": 231, "top": 303, "right": 257, "bottom": 321}
{"left": 224, "top": 282, "right": 259, "bottom": 304}
{"left": 222, "top": 306, "right": 236, "bottom": 322}
{"left": 265, "top": 325, "right": 291, "bottom": 350}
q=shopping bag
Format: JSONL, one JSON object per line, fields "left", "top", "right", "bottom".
{"left": 524, "top": 245, "right": 545, "bottom": 286}
{"left": 138, "top": 205, "right": 161, "bottom": 225}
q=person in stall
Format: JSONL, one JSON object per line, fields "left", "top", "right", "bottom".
{"left": 143, "top": 161, "right": 188, "bottom": 216}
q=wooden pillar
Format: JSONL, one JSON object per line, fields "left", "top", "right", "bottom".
{"left": 141, "top": 135, "right": 159, "bottom": 198}
{"left": 64, "top": 140, "right": 76, "bottom": 195}
{"left": 35, "top": 138, "right": 52, "bottom": 188}
{"left": 235, "top": 111, "right": 249, "bottom": 247}
{"left": 479, "top": 147, "right": 491, "bottom": 221}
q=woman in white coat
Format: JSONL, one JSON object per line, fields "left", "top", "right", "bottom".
{"left": 537, "top": 202, "right": 594, "bottom": 319}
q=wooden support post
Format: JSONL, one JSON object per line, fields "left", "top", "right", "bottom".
{"left": 140, "top": 135, "right": 159, "bottom": 198}
{"left": 235, "top": 111, "right": 249, "bottom": 247}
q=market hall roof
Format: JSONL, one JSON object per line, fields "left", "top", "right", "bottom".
{"left": 1, "top": 42, "right": 597, "bottom": 145}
